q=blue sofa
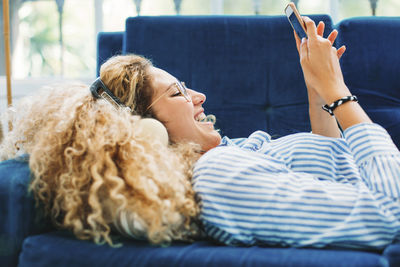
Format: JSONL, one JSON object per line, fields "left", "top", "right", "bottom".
{"left": 2, "top": 15, "right": 400, "bottom": 267}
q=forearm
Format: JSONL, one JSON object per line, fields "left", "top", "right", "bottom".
{"left": 296, "top": 17, "right": 372, "bottom": 131}
{"left": 308, "top": 89, "right": 341, "bottom": 138}
{"left": 309, "top": 105, "right": 341, "bottom": 137}
{"left": 333, "top": 101, "right": 372, "bottom": 130}
{"left": 323, "top": 83, "right": 372, "bottom": 131}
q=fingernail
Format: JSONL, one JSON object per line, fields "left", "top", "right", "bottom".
{"left": 301, "top": 38, "right": 306, "bottom": 44}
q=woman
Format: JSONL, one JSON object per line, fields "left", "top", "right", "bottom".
{"left": 2, "top": 17, "right": 399, "bottom": 249}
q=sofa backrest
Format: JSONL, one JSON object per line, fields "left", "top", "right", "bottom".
{"left": 122, "top": 15, "right": 334, "bottom": 139}
{"left": 336, "top": 17, "right": 400, "bottom": 148}
{"left": 96, "top": 31, "right": 124, "bottom": 77}
{"left": 97, "top": 15, "right": 400, "bottom": 148}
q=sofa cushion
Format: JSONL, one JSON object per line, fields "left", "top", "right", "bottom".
{"left": 18, "top": 231, "right": 388, "bottom": 267}
{"left": 336, "top": 17, "right": 400, "bottom": 148}
{"left": 123, "top": 15, "right": 334, "bottom": 139}
{"left": 0, "top": 158, "right": 52, "bottom": 267}
{"left": 383, "top": 243, "right": 400, "bottom": 267}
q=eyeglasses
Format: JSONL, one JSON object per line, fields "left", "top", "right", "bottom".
{"left": 146, "top": 81, "right": 191, "bottom": 112}
{"left": 91, "top": 78, "right": 192, "bottom": 114}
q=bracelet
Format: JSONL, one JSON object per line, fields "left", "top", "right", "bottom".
{"left": 322, "top": 95, "right": 358, "bottom": 116}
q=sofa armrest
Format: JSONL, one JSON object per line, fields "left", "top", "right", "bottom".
{"left": 0, "top": 158, "right": 51, "bottom": 267}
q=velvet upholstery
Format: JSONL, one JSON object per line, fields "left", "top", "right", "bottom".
{"left": 123, "top": 15, "right": 333, "bottom": 139}
{"left": 0, "top": 157, "right": 50, "bottom": 267}
{"left": 18, "top": 231, "right": 388, "bottom": 267}
{"left": 1, "top": 15, "right": 400, "bottom": 267}
{"left": 336, "top": 17, "right": 400, "bottom": 148}
{"left": 96, "top": 31, "right": 124, "bottom": 76}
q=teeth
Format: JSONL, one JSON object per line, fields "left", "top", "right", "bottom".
{"left": 195, "top": 113, "right": 206, "bottom": 122}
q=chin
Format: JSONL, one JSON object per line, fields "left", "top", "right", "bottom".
{"left": 201, "top": 132, "right": 222, "bottom": 152}
{"left": 169, "top": 128, "right": 221, "bottom": 151}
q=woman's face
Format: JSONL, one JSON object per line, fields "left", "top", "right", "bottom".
{"left": 147, "top": 66, "right": 221, "bottom": 151}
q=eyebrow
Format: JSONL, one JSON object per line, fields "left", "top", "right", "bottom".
{"left": 164, "top": 82, "right": 176, "bottom": 93}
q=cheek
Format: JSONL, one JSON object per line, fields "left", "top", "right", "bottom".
{"left": 155, "top": 102, "right": 194, "bottom": 141}
{"left": 165, "top": 114, "right": 195, "bottom": 142}
{"left": 165, "top": 112, "right": 195, "bottom": 141}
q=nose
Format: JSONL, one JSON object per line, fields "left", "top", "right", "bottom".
{"left": 189, "top": 89, "right": 206, "bottom": 105}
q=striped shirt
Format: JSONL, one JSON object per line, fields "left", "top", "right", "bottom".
{"left": 192, "top": 123, "right": 400, "bottom": 250}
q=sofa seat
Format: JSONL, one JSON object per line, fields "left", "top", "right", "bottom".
{"left": 18, "top": 231, "right": 391, "bottom": 267}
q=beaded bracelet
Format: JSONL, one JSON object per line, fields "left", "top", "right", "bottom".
{"left": 322, "top": 95, "right": 358, "bottom": 116}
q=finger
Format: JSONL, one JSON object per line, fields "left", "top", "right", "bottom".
{"left": 303, "top": 16, "right": 317, "bottom": 40}
{"left": 327, "top": 30, "right": 338, "bottom": 45}
{"left": 316, "top": 21, "right": 325, "bottom": 37}
{"left": 299, "top": 37, "right": 308, "bottom": 62}
{"left": 330, "top": 45, "right": 338, "bottom": 56}
{"left": 294, "top": 30, "right": 301, "bottom": 52}
{"left": 337, "top": 45, "right": 346, "bottom": 60}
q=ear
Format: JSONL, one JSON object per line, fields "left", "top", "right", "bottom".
{"left": 137, "top": 118, "right": 169, "bottom": 146}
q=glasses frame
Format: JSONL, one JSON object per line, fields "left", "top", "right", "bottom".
{"left": 146, "top": 81, "right": 191, "bottom": 112}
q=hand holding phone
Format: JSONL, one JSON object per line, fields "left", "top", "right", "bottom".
{"left": 285, "top": 2, "right": 307, "bottom": 39}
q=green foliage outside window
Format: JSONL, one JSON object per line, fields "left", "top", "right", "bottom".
{"left": 5, "top": 0, "right": 400, "bottom": 79}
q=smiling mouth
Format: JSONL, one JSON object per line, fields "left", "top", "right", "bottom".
{"left": 194, "top": 112, "right": 206, "bottom": 122}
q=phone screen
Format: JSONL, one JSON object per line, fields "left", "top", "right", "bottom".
{"left": 286, "top": 7, "right": 307, "bottom": 39}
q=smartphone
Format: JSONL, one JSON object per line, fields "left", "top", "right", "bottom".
{"left": 284, "top": 2, "right": 307, "bottom": 39}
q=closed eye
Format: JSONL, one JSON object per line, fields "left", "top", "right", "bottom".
{"left": 172, "top": 91, "right": 182, "bottom": 97}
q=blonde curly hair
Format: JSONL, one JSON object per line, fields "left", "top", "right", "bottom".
{"left": 0, "top": 55, "right": 203, "bottom": 246}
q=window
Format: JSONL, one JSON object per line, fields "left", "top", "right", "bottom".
{"left": 0, "top": 0, "right": 399, "bottom": 115}
{"left": 4, "top": 0, "right": 400, "bottom": 80}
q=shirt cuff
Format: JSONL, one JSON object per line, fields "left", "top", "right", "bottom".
{"left": 343, "top": 123, "right": 399, "bottom": 165}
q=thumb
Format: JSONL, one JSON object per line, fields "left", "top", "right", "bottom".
{"left": 294, "top": 30, "right": 301, "bottom": 53}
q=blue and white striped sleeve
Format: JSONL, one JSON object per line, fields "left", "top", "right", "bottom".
{"left": 192, "top": 123, "right": 400, "bottom": 249}
{"left": 344, "top": 123, "right": 400, "bottom": 201}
